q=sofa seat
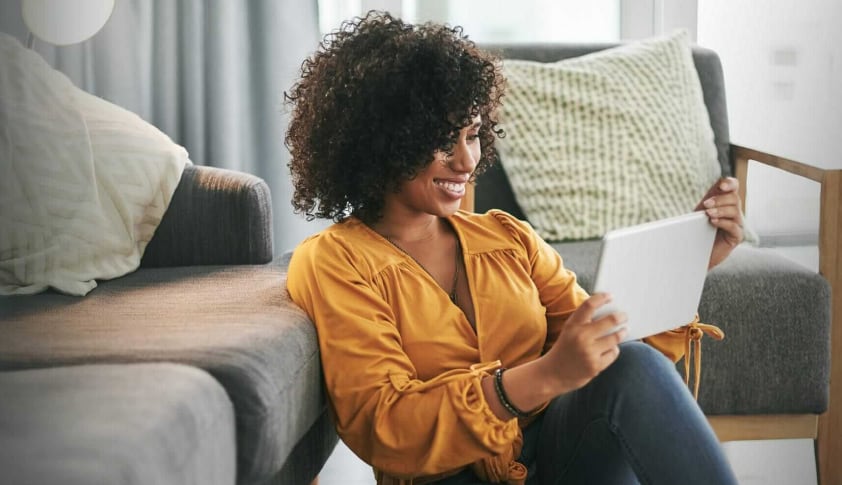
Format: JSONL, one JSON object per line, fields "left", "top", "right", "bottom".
{"left": 0, "top": 363, "right": 235, "bottom": 485}
{"left": 550, "top": 240, "right": 830, "bottom": 415}
{"left": 0, "top": 261, "right": 333, "bottom": 485}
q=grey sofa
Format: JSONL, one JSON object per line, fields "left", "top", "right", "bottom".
{"left": 0, "top": 165, "right": 338, "bottom": 485}
{"left": 475, "top": 43, "right": 838, "bottom": 482}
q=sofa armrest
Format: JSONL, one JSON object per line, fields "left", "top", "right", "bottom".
{"left": 141, "top": 165, "right": 273, "bottom": 267}
{"left": 731, "top": 143, "right": 842, "bottom": 483}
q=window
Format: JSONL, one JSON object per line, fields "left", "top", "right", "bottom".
{"left": 318, "top": 0, "right": 621, "bottom": 42}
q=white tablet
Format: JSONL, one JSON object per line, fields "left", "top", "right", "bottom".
{"left": 592, "top": 211, "right": 716, "bottom": 341}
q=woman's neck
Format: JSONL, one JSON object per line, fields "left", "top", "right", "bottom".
{"left": 368, "top": 214, "right": 445, "bottom": 244}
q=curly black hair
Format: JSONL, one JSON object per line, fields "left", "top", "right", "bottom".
{"left": 285, "top": 11, "right": 506, "bottom": 223}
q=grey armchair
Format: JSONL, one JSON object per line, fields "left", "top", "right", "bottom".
{"left": 465, "top": 43, "right": 842, "bottom": 485}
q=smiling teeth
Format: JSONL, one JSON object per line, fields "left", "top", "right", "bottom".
{"left": 435, "top": 181, "right": 465, "bottom": 192}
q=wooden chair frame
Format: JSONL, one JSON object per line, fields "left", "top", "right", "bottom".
{"left": 730, "top": 145, "right": 841, "bottom": 485}
{"left": 461, "top": 144, "right": 842, "bottom": 484}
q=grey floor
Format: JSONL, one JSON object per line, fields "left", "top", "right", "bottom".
{"left": 319, "top": 438, "right": 818, "bottom": 485}
{"left": 320, "top": 441, "right": 375, "bottom": 485}
{"left": 319, "top": 246, "right": 821, "bottom": 485}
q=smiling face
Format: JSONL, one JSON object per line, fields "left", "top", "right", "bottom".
{"left": 383, "top": 116, "right": 482, "bottom": 221}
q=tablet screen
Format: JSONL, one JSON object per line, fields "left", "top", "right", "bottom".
{"left": 591, "top": 211, "right": 716, "bottom": 341}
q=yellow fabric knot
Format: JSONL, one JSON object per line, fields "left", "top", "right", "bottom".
{"left": 470, "top": 458, "right": 527, "bottom": 485}
{"left": 683, "top": 316, "right": 724, "bottom": 400}
{"left": 643, "top": 314, "right": 724, "bottom": 400}
{"left": 471, "top": 428, "right": 527, "bottom": 484}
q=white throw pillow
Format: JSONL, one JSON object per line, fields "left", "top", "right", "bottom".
{"left": 497, "top": 30, "right": 722, "bottom": 241}
{"left": 0, "top": 33, "right": 189, "bottom": 296}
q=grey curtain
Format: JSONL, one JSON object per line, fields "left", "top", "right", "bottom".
{"left": 0, "top": 0, "right": 330, "bottom": 254}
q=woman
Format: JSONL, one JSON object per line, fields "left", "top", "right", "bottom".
{"left": 286, "top": 12, "right": 741, "bottom": 485}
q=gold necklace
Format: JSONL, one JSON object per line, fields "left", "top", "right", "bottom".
{"left": 386, "top": 236, "right": 460, "bottom": 304}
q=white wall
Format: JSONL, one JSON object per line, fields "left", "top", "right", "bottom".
{"left": 698, "top": 0, "right": 842, "bottom": 242}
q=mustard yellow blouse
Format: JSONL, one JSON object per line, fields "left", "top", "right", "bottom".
{"left": 287, "top": 209, "right": 590, "bottom": 478}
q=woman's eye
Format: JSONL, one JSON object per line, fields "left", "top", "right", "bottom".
{"left": 467, "top": 133, "right": 480, "bottom": 142}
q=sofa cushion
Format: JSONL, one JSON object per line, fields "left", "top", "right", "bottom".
{"left": 0, "top": 363, "right": 235, "bottom": 485}
{"left": 694, "top": 247, "right": 830, "bottom": 415}
{"left": 0, "top": 262, "right": 325, "bottom": 484}
{"left": 0, "top": 33, "right": 188, "bottom": 296}
{"left": 497, "top": 30, "right": 721, "bottom": 241}
{"left": 548, "top": 241, "right": 831, "bottom": 414}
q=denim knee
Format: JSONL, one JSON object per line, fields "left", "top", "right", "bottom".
{"left": 614, "top": 341, "right": 677, "bottom": 374}
{"left": 598, "top": 341, "right": 689, "bottom": 397}
{"left": 537, "top": 342, "right": 734, "bottom": 485}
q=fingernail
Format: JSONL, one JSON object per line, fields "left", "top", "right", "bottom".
{"left": 704, "top": 198, "right": 715, "bottom": 208}
{"left": 707, "top": 208, "right": 718, "bottom": 216}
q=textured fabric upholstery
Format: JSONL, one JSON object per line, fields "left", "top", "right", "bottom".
{"left": 268, "top": 410, "right": 340, "bottom": 485}
{"left": 547, "top": 239, "right": 602, "bottom": 291}
{"left": 0, "top": 363, "right": 236, "bottom": 485}
{"left": 141, "top": 165, "right": 274, "bottom": 267}
{"left": 697, "top": 247, "right": 831, "bottom": 414}
{"left": 481, "top": 43, "right": 732, "bottom": 176}
{"left": 476, "top": 43, "right": 732, "bottom": 218}
{"left": 0, "top": 262, "right": 331, "bottom": 485}
{"left": 475, "top": 42, "right": 831, "bottom": 416}
{"left": 498, "top": 33, "right": 722, "bottom": 242}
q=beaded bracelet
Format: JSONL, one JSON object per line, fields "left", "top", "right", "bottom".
{"left": 493, "top": 368, "right": 530, "bottom": 419}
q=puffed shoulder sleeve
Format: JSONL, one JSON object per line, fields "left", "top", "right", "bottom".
{"left": 286, "top": 233, "right": 519, "bottom": 478}
{"left": 489, "top": 210, "right": 590, "bottom": 351}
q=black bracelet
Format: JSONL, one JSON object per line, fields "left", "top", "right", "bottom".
{"left": 493, "top": 368, "right": 530, "bottom": 419}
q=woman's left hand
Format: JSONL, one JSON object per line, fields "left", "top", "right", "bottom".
{"left": 697, "top": 177, "right": 744, "bottom": 270}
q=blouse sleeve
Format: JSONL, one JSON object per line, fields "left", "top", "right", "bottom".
{"left": 490, "top": 211, "right": 590, "bottom": 353}
{"left": 286, "top": 234, "right": 519, "bottom": 478}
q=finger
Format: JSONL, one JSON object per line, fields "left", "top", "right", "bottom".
{"left": 717, "top": 177, "right": 740, "bottom": 193}
{"left": 705, "top": 204, "right": 743, "bottom": 223}
{"left": 570, "top": 293, "right": 613, "bottom": 325}
{"left": 703, "top": 190, "right": 741, "bottom": 209}
{"left": 597, "top": 322, "right": 628, "bottom": 344}
{"left": 599, "top": 344, "right": 621, "bottom": 368}
{"left": 696, "top": 177, "right": 740, "bottom": 210}
{"left": 695, "top": 178, "right": 728, "bottom": 209}
{"left": 588, "top": 312, "right": 628, "bottom": 339}
{"left": 709, "top": 218, "right": 744, "bottom": 245}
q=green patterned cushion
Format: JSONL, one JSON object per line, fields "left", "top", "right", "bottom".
{"left": 497, "top": 30, "right": 721, "bottom": 241}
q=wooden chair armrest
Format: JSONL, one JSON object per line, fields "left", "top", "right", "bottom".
{"left": 730, "top": 142, "right": 842, "bottom": 485}
{"left": 729, "top": 143, "right": 840, "bottom": 273}
{"left": 730, "top": 143, "right": 827, "bottom": 205}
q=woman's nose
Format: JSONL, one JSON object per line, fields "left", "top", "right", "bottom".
{"left": 448, "top": 140, "right": 478, "bottom": 173}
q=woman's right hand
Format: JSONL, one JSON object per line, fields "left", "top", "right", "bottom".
{"left": 539, "top": 293, "right": 628, "bottom": 394}
{"left": 481, "top": 293, "right": 628, "bottom": 420}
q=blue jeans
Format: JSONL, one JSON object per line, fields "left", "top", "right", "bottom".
{"left": 437, "top": 342, "right": 738, "bottom": 485}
